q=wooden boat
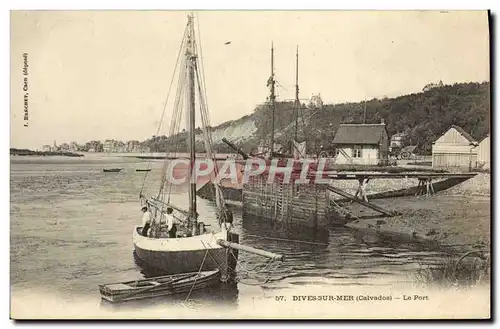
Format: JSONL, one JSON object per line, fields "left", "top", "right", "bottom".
{"left": 332, "top": 175, "right": 474, "bottom": 203}
{"left": 99, "top": 269, "right": 220, "bottom": 303}
{"left": 135, "top": 168, "right": 151, "bottom": 172}
{"left": 133, "top": 210, "right": 232, "bottom": 275}
{"left": 133, "top": 14, "right": 238, "bottom": 281}
{"left": 103, "top": 168, "right": 122, "bottom": 172}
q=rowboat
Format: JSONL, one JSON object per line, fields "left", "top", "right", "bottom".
{"left": 135, "top": 169, "right": 151, "bottom": 172}
{"left": 103, "top": 168, "right": 122, "bottom": 172}
{"left": 98, "top": 269, "right": 220, "bottom": 303}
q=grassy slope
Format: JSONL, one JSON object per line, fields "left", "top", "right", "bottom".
{"left": 144, "top": 81, "right": 490, "bottom": 154}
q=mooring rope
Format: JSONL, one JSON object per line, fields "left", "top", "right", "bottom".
{"left": 227, "top": 248, "right": 282, "bottom": 286}
{"left": 236, "top": 261, "right": 283, "bottom": 286}
{"left": 201, "top": 240, "right": 229, "bottom": 278}
{"left": 182, "top": 247, "right": 209, "bottom": 305}
{"left": 242, "top": 233, "right": 329, "bottom": 246}
{"left": 229, "top": 249, "right": 276, "bottom": 274}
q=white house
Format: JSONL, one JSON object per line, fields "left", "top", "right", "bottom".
{"left": 432, "top": 125, "right": 478, "bottom": 169}
{"left": 389, "top": 132, "right": 405, "bottom": 152}
{"left": 475, "top": 134, "right": 490, "bottom": 170}
{"left": 332, "top": 122, "right": 389, "bottom": 165}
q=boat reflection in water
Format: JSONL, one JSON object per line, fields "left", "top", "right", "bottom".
{"left": 241, "top": 213, "right": 331, "bottom": 250}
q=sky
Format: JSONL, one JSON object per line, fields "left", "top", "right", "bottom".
{"left": 10, "top": 10, "right": 490, "bottom": 149}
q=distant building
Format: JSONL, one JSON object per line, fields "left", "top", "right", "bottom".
{"left": 69, "top": 142, "right": 79, "bottom": 152}
{"left": 309, "top": 94, "right": 323, "bottom": 108}
{"left": 332, "top": 121, "right": 389, "bottom": 165}
{"left": 423, "top": 80, "right": 444, "bottom": 92}
{"left": 389, "top": 132, "right": 405, "bottom": 152}
{"left": 127, "top": 140, "right": 140, "bottom": 152}
{"left": 103, "top": 140, "right": 116, "bottom": 153}
{"left": 432, "top": 125, "right": 478, "bottom": 169}
{"left": 59, "top": 143, "right": 70, "bottom": 151}
{"left": 42, "top": 145, "right": 51, "bottom": 152}
{"left": 474, "top": 134, "right": 490, "bottom": 170}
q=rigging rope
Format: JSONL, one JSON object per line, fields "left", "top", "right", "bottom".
{"left": 145, "top": 15, "right": 232, "bottom": 228}
{"left": 196, "top": 69, "right": 226, "bottom": 214}
{"left": 266, "top": 106, "right": 320, "bottom": 150}
{"left": 195, "top": 12, "right": 210, "bottom": 112}
{"left": 193, "top": 17, "right": 231, "bottom": 223}
{"left": 163, "top": 55, "right": 188, "bottom": 203}
{"left": 139, "top": 26, "right": 188, "bottom": 197}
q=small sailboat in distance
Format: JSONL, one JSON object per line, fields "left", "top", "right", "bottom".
{"left": 103, "top": 168, "right": 122, "bottom": 173}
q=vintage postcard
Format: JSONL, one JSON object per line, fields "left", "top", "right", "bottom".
{"left": 10, "top": 10, "right": 491, "bottom": 320}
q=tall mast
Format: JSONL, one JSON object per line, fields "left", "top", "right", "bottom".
{"left": 293, "top": 45, "right": 299, "bottom": 141}
{"left": 186, "top": 15, "right": 197, "bottom": 230}
{"left": 269, "top": 42, "right": 276, "bottom": 159}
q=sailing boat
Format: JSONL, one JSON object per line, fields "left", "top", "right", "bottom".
{"left": 272, "top": 46, "right": 307, "bottom": 159}
{"left": 252, "top": 44, "right": 307, "bottom": 160}
{"left": 207, "top": 45, "right": 309, "bottom": 203}
{"left": 132, "top": 14, "right": 237, "bottom": 281}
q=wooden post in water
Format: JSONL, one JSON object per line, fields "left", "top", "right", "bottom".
{"left": 225, "top": 232, "right": 240, "bottom": 283}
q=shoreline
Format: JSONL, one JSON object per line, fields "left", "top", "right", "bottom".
{"left": 10, "top": 149, "right": 83, "bottom": 157}
{"left": 343, "top": 173, "right": 490, "bottom": 254}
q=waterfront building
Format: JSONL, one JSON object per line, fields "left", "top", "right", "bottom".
{"left": 431, "top": 125, "right": 478, "bottom": 170}
{"left": 332, "top": 121, "right": 389, "bottom": 165}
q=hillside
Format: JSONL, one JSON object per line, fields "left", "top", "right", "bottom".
{"left": 143, "top": 82, "right": 490, "bottom": 155}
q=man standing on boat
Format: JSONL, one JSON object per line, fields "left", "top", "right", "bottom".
{"left": 165, "top": 207, "right": 178, "bottom": 238}
{"left": 141, "top": 206, "right": 152, "bottom": 236}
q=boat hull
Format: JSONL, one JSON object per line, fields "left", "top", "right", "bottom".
{"left": 132, "top": 226, "right": 230, "bottom": 279}
{"left": 332, "top": 177, "right": 472, "bottom": 202}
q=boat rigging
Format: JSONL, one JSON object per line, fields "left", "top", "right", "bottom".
{"left": 129, "top": 13, "right": 282, "bottom": 283}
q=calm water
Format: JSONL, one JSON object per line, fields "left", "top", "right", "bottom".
{"left": 10, "top": 154, "right": 454, "bottom": 318}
